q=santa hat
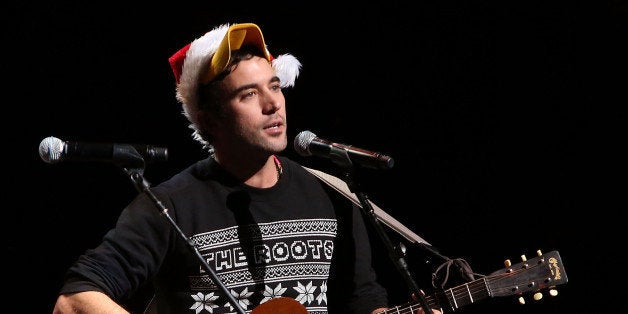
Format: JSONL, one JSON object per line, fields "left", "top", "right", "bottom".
{"left": 168, "top": 23, "right": 301, "bottom": 127}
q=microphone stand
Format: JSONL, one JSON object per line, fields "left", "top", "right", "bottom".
{"left": 326, "top": 147, "right": 433, "bottom": 314}
{"left": 121, "top": 162, "right": 246, "bottom": 314}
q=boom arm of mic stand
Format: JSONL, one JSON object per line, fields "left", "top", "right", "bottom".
{"left": 123, "top": 166, "right": 246, "bottom": 314}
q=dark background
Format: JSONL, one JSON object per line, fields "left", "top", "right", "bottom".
{"left": 4, "top": 2, "right": 626, "bottom": 313}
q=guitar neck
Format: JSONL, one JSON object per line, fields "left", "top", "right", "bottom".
{"left": 381, "top": 250, "right": 567, "bottom": 313}
{"left": 382, "top": 278, "right": 490, "bottom": 313}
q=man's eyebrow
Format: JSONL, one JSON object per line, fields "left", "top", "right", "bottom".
{"left": 232, "top": 83, "right": 258, "bottom": 94}
{"left": 229, "top": 76, "right": 281, "bottom": 96}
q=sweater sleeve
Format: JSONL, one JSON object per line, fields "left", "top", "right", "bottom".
{"left": 327, "top": 196, "right": 389, "bottom": 314}
{"left": 348, "top": 202, "right": 390, "bottom": 313}
{"left": 58, "top": 191, "right": 175, "bottom": 305}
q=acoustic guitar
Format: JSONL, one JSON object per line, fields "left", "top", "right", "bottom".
{"left": 252, "top": 250, "right": 567, "bottom": 314}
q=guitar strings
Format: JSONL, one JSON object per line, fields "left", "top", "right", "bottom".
{"left": 380, "top": 259, "right": 549, "bottom": 313}
{"left": 444, "top": 259, "right": 548, "bottom": 306}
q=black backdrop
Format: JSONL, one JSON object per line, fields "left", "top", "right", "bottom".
{"left": 5, "top": 2, "right": 627, "bottom": 313}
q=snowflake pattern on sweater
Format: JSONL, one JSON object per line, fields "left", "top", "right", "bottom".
{"left": 188, "top": 218, "right": 336, "bottom": 314}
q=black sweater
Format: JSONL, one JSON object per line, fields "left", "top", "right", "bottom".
{"left": 60, "top": 156, "right": 388, "bottom": 314}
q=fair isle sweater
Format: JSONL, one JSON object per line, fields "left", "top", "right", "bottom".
{"left": 59, "top": 156, "right": 388, "bottom": 314}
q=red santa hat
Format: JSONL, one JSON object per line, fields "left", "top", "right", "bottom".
{"left": 168, "top": 23, "right": 301, "bottom": 127}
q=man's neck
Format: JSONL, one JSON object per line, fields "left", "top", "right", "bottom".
{"left": 213, "top": 154, "right": 280, "bottom": 188}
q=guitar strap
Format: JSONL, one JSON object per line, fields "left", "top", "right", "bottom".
{"left": 303, "top": 166, "right": 431, "bottom": 246}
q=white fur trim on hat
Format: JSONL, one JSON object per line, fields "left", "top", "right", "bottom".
{"left": 273, "top": 54, "right": 301, "bottom": 88}
{"left": 176, "top": 24, "right": 230, "bottom": 126}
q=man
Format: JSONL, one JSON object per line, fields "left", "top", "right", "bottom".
{"left": 52, "top": 22, "right": 438, "bottom": 314}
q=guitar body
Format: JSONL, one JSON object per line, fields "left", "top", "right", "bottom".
{"left": 251, "top": 297, "right": 309, "bottom": 314}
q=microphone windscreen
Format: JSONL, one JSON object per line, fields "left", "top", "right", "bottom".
{"left": 293, "top": 130, "right": 316, "bottom": 156}
{"left": 39, "top": 136, "right": 65, "bottom": 163}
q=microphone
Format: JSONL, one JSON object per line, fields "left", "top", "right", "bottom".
{"left": 39, "top": 136, "right": 168, "bottom": 167}
{"left": 293, "top": 130, "right": 394, "bottom": 170}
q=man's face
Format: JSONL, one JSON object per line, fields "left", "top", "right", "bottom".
{"left": 210, "top": 55, "right": 288, "bottom": 157}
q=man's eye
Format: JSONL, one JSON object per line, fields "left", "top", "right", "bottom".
{"left": 242, "top": 91, "right": 256, "bottom": 98}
